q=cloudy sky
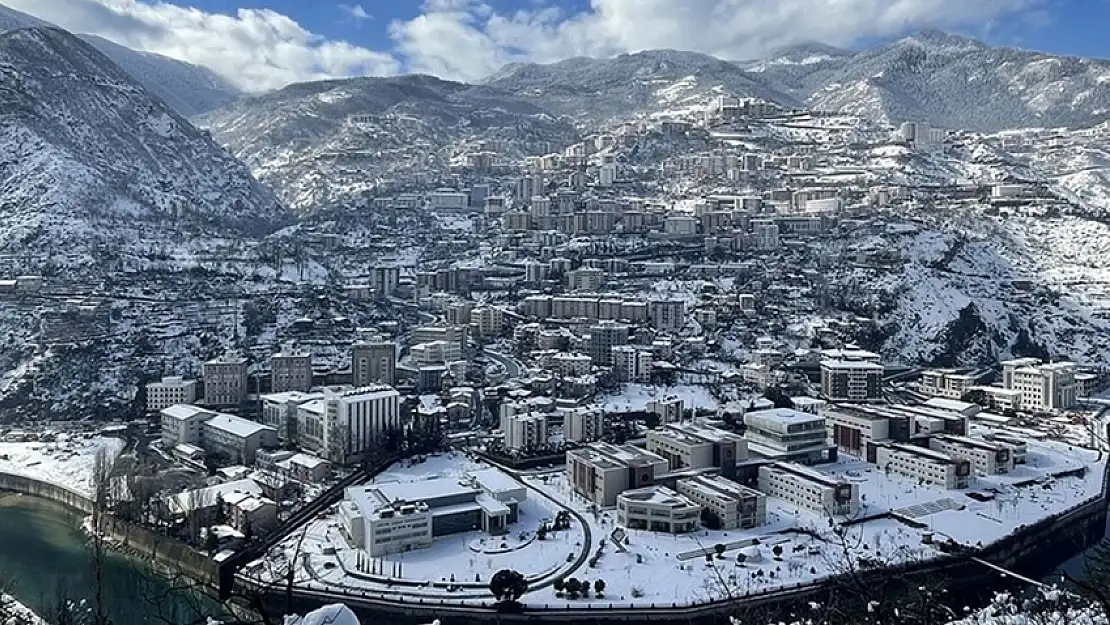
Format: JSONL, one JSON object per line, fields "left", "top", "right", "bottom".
{"left": 1, "top": 0, "right": 1105, "bottom": 92}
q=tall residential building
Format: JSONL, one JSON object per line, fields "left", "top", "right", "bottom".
{"left": 351, "top": 340, "right": 397, "bottom": 387}
{"left": 647, "top": 396, "right": 684, "bottom": 424}
{"left": 820, "top": 360, "right": 883, "bottom": 402}
{"left": 503, "top": 412, "right": 548, "bottom": 450}
{"left": 649, "top": 300, "right": 686, "bottom": 332}
{"left": 271, "top": 346, "right": 313, "bottom": 393}
{"left": 612, "top": 345, "right": 653, "bottom": 383}
{"left": 1002, "top": 359, "right": 1078, "bottom": 413}
{"left": 588, "top": 321, "right": 629, "bottom": 365}
{"left": 146, "top": 376, "right": 197, "bottom": 413}
{"left": 368, "top": 266, "right": 400, "bottom": 298}
{"left": 566, "top": 267, "right": 605, "bottom": 292}
{"left": 562, "top": 407, "right": 605, "bottom": 443}
{"left": 203, "top": 353, "right": 248, "bottom": 407}
{"left": 472, "top": 307, "right": 504, "bottom": 338}
{"left": 310, "top": 386, "right": 401, "bottom": 464}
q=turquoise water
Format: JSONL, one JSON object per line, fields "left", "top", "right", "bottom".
{"left": 0, "top": 493, "right": 222, "bottom": 625}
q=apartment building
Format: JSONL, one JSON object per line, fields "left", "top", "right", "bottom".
{"left": 146, "top": 376, "right": 197, "bottom": 412}
{"left": 823, "top": 408, "right": 890, "bottom": 456}
{"left": 647, "top": 396, "right": 684, "bottom": 424}
{"left": 821, "top": 360, "right": 883, "bottom": 402}
{"left": 646, "top": 421, "right": 748, "bottom": 476}
{"left": 919, "top": 369, "right": 980, "bottom": 400}
{"left": 566, "top": 442, "right": 668, "bottom": 507}
{"left": 612, "top": 345, "right": 653, "bottom": 383}
{"left": 270, "top": 346, "right": 312, "bottom": 393}
{"left": 868, "top": 442, "right": 971, "bottom": 490}
{"left": 566, "top": 267, "right": 605, "bottom": 291}
{"left": 551, "top": 353, "right": 592, "bottom": 377}
{"left": 616, "top": 486, "right": 701, "bottom": 533}
{"left": 562, "top": 407, "right": 605, "bottom": 443}
{"left": 203, "top": 353, "right": 248, "bottom": 407}
{"left": 201, "top": 413, "right": 278, "bottom": 465}
{"left": 260, "top": 391, "right": 322, "bottom": 442}
{"left": 339, "top": 468, "right": 524, "bottom": 556}
{"left": 160, "top": 404, "right": 212, "bottom": 448}
{"left": 676, "top": 474, "right": 767, "bottom": 530}
{"left": 588, "top": 321, "right": 629, "bottom": 365}
{"left": 503, "top": 412, "right": 549, "bottom": 450}
{"left": 351, "top": 340, "right": 397, "bottom": 387}
{"left": 928, "top": 435, "right": 1014, "bottom": 475}
{"left": 756, "top": 462, "right": 858, "bottom": 516}
{"left": 649, "top": 300, "right": 686, "bottom": 332}
{"left": 744, "top": 408, "right": 830, "bottom": 463}
{"left": 472, "top": 307, "right": 504, "bottom": 338}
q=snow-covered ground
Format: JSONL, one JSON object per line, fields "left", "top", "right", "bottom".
{"left": 0, "top": 436, "right": 124, "bottom": 499}
{"left": 598, "top": 384, "right": 720, "bottom": 414}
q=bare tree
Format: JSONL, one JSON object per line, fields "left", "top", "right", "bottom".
{"left": 90, "top": 446, "right": 115, "bottom": 625}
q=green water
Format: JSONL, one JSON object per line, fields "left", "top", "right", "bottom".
{"left": 0, "top": 493, "right": 222, "bottom": 625}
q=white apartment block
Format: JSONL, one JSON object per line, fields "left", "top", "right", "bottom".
{"left": 757, "top": 462, "right": 858, "bottom": 516}
{"left": 1003, "top": 359, "right": 1078, "bottom": 413}
{"left": 562, "top": 407, "right": 605, "bottom": 443}
{"left": 566, "top": 442, "right": 668, "bottom": 507}
{"left": 821, "top": 360, "right": 883, "bottom": 402}
{"left": 871, "top": 443, "right": 971, "bottom": 490}
{"left": 203, "top": 353, "right": 248, "bottom": 407}
{"left": 676, "top": 474, "right": 767, "bottom": 530}
{"left": 646, "top": 421, "right": 748, "bottom": 474}
{"left": 551, "top": 353, "right": 592, "bottom": 377}
{"left": 612, "top": 345, "right": 652, "bottom": 383}
{"left": 160, "top": 404, "right": 211, "bottom": 448}
{"left": 649, "top": 300, "right": 686, "bottom": 332}
{"left": 928, "top": 435, "right": 1015, "bottom": 475}
{"left": 647, "top": 396, "right": 684, "bottom": 424}
{"left": 919, "top": 369, "right": 979, "bottom": 400}
{"left": 472, "top": 306, "right": 504, "bottom": 337}
{"left": 503, "top": 412, "right": 549, "bottom": 451}
{"left": 823, "top": 408, "right": 890, "bottom": 456}
{"left": 202, "top": 413, "right": 279, "bottom": 465}
{"left": 146, "top": 376, "right": 197, "bottom": 413}
{"left": 271, "top": 346, "right": 312, "bottom": 393}
{"left": 411, "top": 340, "right": 462, "bottom": 365}
{"left": 616, "top": 486, "right": 701, "bottom": 533}
{"left": 744, "top": 408, "right": 828, "bottom": 459}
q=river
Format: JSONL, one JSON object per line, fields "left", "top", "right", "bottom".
{"left": 0, "top": 493, "right": 224, "bottom": 625}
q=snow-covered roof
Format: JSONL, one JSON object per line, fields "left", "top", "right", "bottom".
{"left": 204, "top": 414, "right": 274, "bottom": 439}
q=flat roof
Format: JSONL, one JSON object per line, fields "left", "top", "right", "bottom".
{"left": 618, "top": 485, "right": 697, "bottom": 508}
{"left": 204, "top": 414, "right": 274, "bottom": 439}
{"left": 161, "top": 404, "right": 212, "bottom": 422}
{"left": 746, "top": 408, "right": 825, "bottom": 424}
{"left": 821, "top": 359, "right": 883, "bottom": 370}
{"left": 373, "top": 477, "right": 478, "bottom": 505}
{"left": 469, "top": 468, "right": 522, "bottom": 496}
{"left": 883, "top": 443, "right": 963, "bottom": 464}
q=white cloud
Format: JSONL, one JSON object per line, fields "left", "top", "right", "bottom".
{"left": 338, "top": 4, "right": 371, "bottom": 21}
{"left": 1, "top": 0, "right": 399, "bottom": 91}
{"left": 2, "top": 0, "right": 1046, "bottom": 90}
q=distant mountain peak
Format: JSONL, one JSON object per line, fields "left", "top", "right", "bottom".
{"left": 899, "top": 29, "right": 987, "bottom": 51}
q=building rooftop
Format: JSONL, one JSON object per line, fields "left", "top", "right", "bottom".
{"left": 161, "top": 404, "right": 213, "bottom": 422}
{"left": 204, "top": 414, "right": 275, "bottom": 439}
{"left": 821, "top": 359, "right": 884, "bottom": 370}
{"left": 617, "top": 485, "right": 697, "bottom": 508}
{"left": 746, "top": 408, "right": 825, "bottom": 425}
{"left": 373, "top": 477, "right": 479, "bottom": 506}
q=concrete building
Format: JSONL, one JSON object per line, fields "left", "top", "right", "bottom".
{"left": 589, "top": 321, "right": 629, "bottom": 365}
{"left": 744, "top": 408, "right": 830, "bottom": 463}
{"left": 160, "top": 404, "right": 212, "bottom": 448}
{"left": 823, "top": 408, "right": 890, "bottom": 456}
{"left": 757, "top": 462, "right": 858, "bottom": 516}
{"left": 146, "top": 376, "right": 197, "bottom": 413}
{"left": 676, "top": 474, "right": 766, "bottom": 530}
{"left": 339, "top": 468, "right": 525, "bottom": 556}
{"left": 646, "top": 421, "right": 747, "bottom": 476}
{"left": 300, "top": 386, "right": 401, "bottom": 464}
{"left": 566, "top": 442, "right": 668, "bottom": 507}
{"left": 201, "top": 413, "right": 278, "bottom": 465}
{"left": 919, "top": 369, "right": 980, "bottom": 400}
{"left": 351, "top": 340, "right": 397, "bottom": 387}
{"left": 1003, "top": 360, "right": 1078, "bottom": 413}
{"left": 270, "top": 346, "right": 312, "bottom": 393}
{"left": 647, "top": 396, "right": 685, "bottom": 424}
{"left": 821, "top": 360, "right": 883, "bottom": 402}
{"left": 260, "top": 391, "right": 322, "bottom": 442}
{"left": 649, "top": 300, "right": 686, "bottom": 332}
{"left": 616, "top": 486, "right": 701, "bottom": 533}
{"left": 563, "top": 407, "right": 605, "bottom": 443}
{"left": 566, "top": 267, "right": 605, "bottom": 291}
{"left": 928, "top": 435, "right": 1015, "bottom": 475}
{"left": 868, "top": 442, "right": 971, "bottom": 490}
{"left": 502, "top": 412, "right": 549, "bottom": 451}
{"left": 472, "top": 307, "right": 504, "bottom": 338}
{"left": 203, "top": 353, "right": 248, "bottom": 407}
{"left": 612, "top": 345, "right": 653, "bottom": 383}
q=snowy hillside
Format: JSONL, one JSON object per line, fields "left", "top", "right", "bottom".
{"left": 0, "top": 27, "right": 286, "bottom": 262}
{"left": 197, "top": 74, "right": 580, "bottom": 213}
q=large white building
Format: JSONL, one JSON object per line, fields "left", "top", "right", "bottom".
{"left": 757, "top": 462, "right": 858, "bottom": 516}
{"left": 646, "top": 421, "right": 747, "bottom": 476}
{"left": 821, "top": 360, "right": 883, "bottom": 402}
{"left": 566, "top": 442, "right": 668, "bottom": 507}
{"left": 201, "top": 413, "right": 278, "bottom": 464}
{"left": 203, "top": 353, "right": 248, "bottom": 407}
{"left": 869, "top": 442, "right": 971, "bottom": 490}
{"left": 562, "top": 407, "right": 605, "bottom": 443}
{"left": 260, "top": 391, "right": 322, "bottom": 442}
{"left": 339, "top": 468, "right": 525, "bottom": 556}
{"left": 502, "top": 412, "right": 549, "bottom": 451}
{"left": 616, "top": 486, "right": 701, "bottom": 533}
{"left": 744, "top": 408, "right": 830, "bottom": 463}
{"left": 1002, "top": 359, "right": 1078, "bottom": 413}
{"left": 676, "top": 474, "right": 766, "bottom": 530}
{"left": 295, "top": 386, "right": 401, "bottom": 464}
{"left": 146, "top": 376, "right": 197, "bottom": 412}
{"left": 160, "top": 404, "right": 211, "bottom": 448}
{"left": 928, "top": 435, "right": 1015, "bottom": 476}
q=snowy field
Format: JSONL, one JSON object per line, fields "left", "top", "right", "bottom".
{"left": 253, "top": 435, "right": 1105, "bottom": 609}
{"left": 0, "top": 436, "right": 125, "bottom": 499}
{"left": 598, "top": 384, "right": 720, "bottom": 414}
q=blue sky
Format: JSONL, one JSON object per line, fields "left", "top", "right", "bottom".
{"left": 5, "top": 0, "right": 1109, "bottom": 91}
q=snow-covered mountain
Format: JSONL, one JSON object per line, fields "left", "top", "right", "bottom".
{"left": 756, "top": 30, "right": 1110, "bottom": 131}
{"left": 197, "top": 74, "right": 581, "bottom": 213}
{"left": 0, "top": 26, "right": 285, "bottom": 264}
{"left": 483, "top": 49, "right": 801, "bottom": 125}
{"left": 0, "top": 3, "right": 239, "bottom": 116}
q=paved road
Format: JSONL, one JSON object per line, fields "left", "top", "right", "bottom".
{"left": 484, "top": 349, "right": 524, "bottom": 379}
